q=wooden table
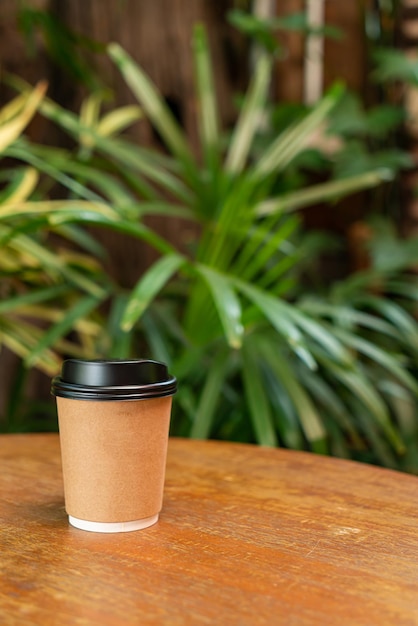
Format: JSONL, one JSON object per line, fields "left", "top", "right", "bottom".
{"left": 1, "top": 434, "right": 417, "bottom": 626}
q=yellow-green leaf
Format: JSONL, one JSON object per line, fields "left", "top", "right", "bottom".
{"left": 97, "top": 105, "right": 142, "bottom": 136}
{"left": 0, "top": 82, "right": 47, "bottom": 153}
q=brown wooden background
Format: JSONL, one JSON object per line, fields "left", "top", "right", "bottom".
{"left": 0, "top": 0, "right": 411, "bottom": 420}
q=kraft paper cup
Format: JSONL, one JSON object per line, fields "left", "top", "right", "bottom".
{"left": 51, "top": 359, "right": 177, "bottom": 533}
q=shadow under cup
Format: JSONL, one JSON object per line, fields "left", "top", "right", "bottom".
{"left": 51, "top": 359, "right": 177, "bottom": 533}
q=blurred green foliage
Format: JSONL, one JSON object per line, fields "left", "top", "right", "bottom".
{"left": 1, "top": 7, "right": 417, "bottom": 472}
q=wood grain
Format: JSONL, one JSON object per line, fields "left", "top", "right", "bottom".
{"left": 0, "top": 434, "right": 417, "bottom": 625}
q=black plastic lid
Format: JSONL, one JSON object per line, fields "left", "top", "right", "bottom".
{"left": 51, "top": 359, "right": 177, "bottom": 401}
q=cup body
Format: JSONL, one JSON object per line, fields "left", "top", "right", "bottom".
{"left": 52, "top": 359, "right": 176, "bottom": 533}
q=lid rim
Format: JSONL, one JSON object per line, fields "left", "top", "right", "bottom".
{"left": 51, "top": 358, "right": 177, "bottom": 400}
{"left": 51, "top": 376, "right": 177, "bottom": 401}
{"left": 52, "top": 391, "right": 176, "bottom": 401}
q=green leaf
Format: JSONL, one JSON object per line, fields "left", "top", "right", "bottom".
{"left": 193, "top": 24, "right": 220, "bottom": 168}
{"left": 95, "top": 139, "right": 194, "bottom": 204}
{"left": 366, "top": 105, "right": 406, "bottom": 138}
{"left": 334, "top": 328, "right": 418, "bottom": 394}
{"left": 195, "top": 264, "right": 244, "bottom": 349}
{"left": 0, "top": 284, "right": 70, "bottom": 315}
{"left": 354, "top": 296, "right": 418, "bottom": 352}
{"left": 3, "top": 228, "right": 105, "bottom": 297}
{"left": 142, "top": 309, "right": 172, "bottom": 366}
{"left": 121, "top": 253, "right": 186, "bottom": 331}
{"left": 326, "top": 93, "right": 368, "bottom": 136}
{"left": 258, "top": 337, "right": 327, "bottom": 449}
{"left": 382, "top": 381, "right": 417, "bottom": 437}
{"left": 370, "top": 232, "right": 418, "bottom": 274}
{"left": 23, "top": 145, "right": 137, "bottom": 209}
{"left": 135, "top": 202, "right": 194, "bottom": 220}
{"left": 286, "top": 308, "right": 352, "bottom": 366}
{"left": 1, "top": 199, "right": 118, "bottom": 223}
{"left": 233, "top": 278, "right": 317, "bottom": 369}
{"left": 273, "top": 13, "right": 341, "bottom": 39}
{"left": 236, "top": 277, "right": 351, "bottom": 367}
{"left": 25, "top": 293, "right": 106, "bottom": 367}
{"left": 387, "top": 279, "right": 418, "bottom": 302}
{"left": 327, "top": 363, "right": 405, "bottom": 454}
{"left": 228, "top": 10, "right": 279, "bottom": 53}
{"left": 0, "top": 167, "right": 38, "bottom": 204}
{"left": 197, "top": 177, "right": 255, "bottom": 267}
{"left": 11, "top": 95, "right": 190, "bottom": 203}
{"left": 256, "top": 169, "right": 394, "bottom": 216}
{"left": 107, "top": 43, "right": 195, "bottom": 172}
{"left": 251, "top": 82, "right": 345, "bottom": 179}
{"left": 190, "top": 349, "right": 230, "bottom": 439}
{"left": 262, "top": 363, "right": 303, "bottom": 449}
{"left": 300, "top": 366, "right": 365, "bottom": 447}
{"left": 79, "top": 93, "right": 102, "bottom": 150}
{"left": 97, "top": 105, "right": 142, "bottom": 136}
{"left": 0, "top": 82, "right": 46, "bottom": 152}
{"left": 6, "top": 142, "right": 105, "bottom": 203}
{"left": 44, "top": 211, "right": 175, "bottom": 256}
{"left": 225, "top": 52, "right": 272, "bottom": 174}
{"left": 350, "top": 394, "right": 399, "bottom": 468}
{"left": 300, "top": 299, "right": 407, "bottom": 343}
{"left": 242, "top": 342, "right": 278, "bottom": 446}
{"left": 0, "top": 317, "right": 60, "bottom": 374}
{"left": 373, "top": 48, "right": 418, "bottom": 86}
{"left": 106, "top": 295, "right": 133, "bottom": 359}
{"left": 232, "top": 214, "right": 300, "bottom": 284}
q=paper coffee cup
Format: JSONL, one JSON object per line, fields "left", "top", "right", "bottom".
{"left": 51, "top": 359, "right": 177, "bottom": 533}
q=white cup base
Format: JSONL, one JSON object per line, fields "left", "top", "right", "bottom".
{"left": 68, "top": 513, "right": 159, "bottom": 533}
